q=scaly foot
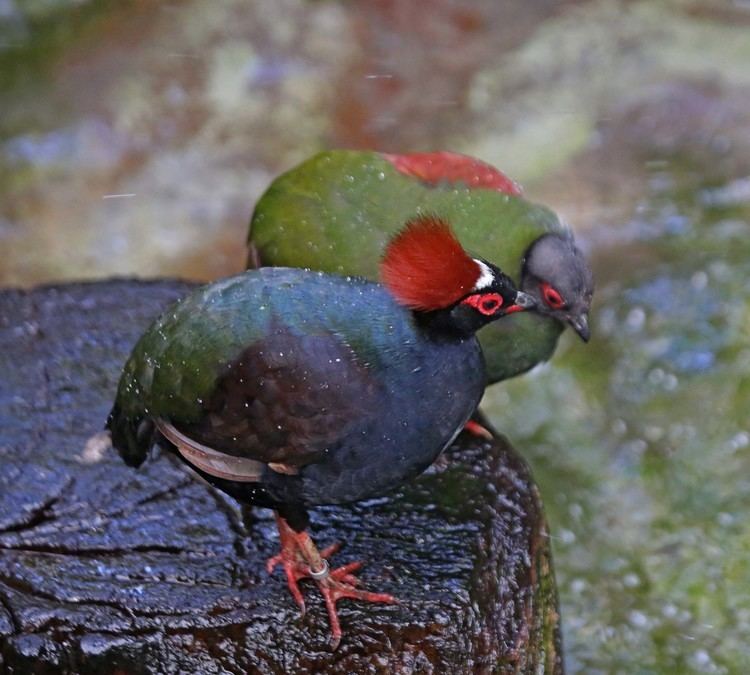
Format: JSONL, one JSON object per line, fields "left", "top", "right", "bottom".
{"left": 267, "top": 514, "right": 397, "bottom": 648}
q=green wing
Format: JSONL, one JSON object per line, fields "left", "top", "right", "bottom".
{"left": 250, "top": 150, "right": 565, "bottom": 275}
{"left": 109, "top": 274, "right": 273, "bottom": 465}
{"left": 249, "top": 150, "right": 566, "bottom": 383}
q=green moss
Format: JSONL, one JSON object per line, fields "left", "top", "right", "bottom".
{"left": 483, "top": 157, "right": 750, "bottom": 671}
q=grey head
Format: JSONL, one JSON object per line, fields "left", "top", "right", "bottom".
{"left": 521, "top": 233, "right": 594, "bottom": 342}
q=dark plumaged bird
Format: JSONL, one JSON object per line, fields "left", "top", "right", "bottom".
{"left": 248, "top": 150, "right": 594, "bottom": 386}
{"left": 107, "top": 216, "right": 536, "bottom": 647}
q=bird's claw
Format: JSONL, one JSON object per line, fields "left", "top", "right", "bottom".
{"left": 266, "top": 538, "right": 342, "bottom": 615}
{"left": 266, "top": 553, "right": 308, "bottom": 614}
{"left": 266, "top": 529, "right": 397, "bottom": 648}
{"left": 316, "top": 566, "right": 398, "bottom": 649}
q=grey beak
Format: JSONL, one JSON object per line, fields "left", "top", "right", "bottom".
{"left": 569, "top": 313, "right": 590, "bottom": 342}
{"left": 514, "top": 291, "right": 537, "bottom": 309}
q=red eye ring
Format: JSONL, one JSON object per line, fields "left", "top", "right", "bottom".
{"left": 541, "top": 282, "right": 565, "bottom": 309}
{"left": 461, "top": 292, "right": 504, "bottom": 316}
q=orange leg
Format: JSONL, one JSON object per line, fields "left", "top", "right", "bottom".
{"left": 464, "top": 419, "right": 493, "bottom": 440}
{"left": 266, "top": 513, "right": 397, "bottom": 648}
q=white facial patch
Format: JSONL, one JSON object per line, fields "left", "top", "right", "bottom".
{"left": 473, "top": 259, "right": 494, "bottom": 290}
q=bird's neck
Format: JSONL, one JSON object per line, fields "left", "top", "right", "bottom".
{"left": 413, "top": 306, "right": 485, "bottom": 341}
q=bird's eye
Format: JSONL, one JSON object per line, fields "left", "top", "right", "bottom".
{"left": 541, "top": 283, "right": 565, "bottom": 309}
{"left": 461, "top": 292, "right": 504, "bottom": 315}
{"left": 480, "top": 296, "right": 501, "bottom": 314}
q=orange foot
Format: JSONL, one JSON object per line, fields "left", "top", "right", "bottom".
{"left": 267, "top": 514, "right": 397, "bottom": 648}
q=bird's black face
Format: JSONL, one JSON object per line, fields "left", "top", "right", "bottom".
{"left": 443, "top": 262, "right": 536, "bottom": 336}
{"left": 521, "top": 233, "right": 594, "bottom": 342}
{"left": 460, "top": 263, "right": 535, "bottom": 318}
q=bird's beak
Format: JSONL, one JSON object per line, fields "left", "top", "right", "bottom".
{"left": 506, "top": 291, "right": 537, "bottom": 314}
{"left": 568, "top": 312, "right": 590, "bottom": 342}
{"left": 515, "top": 291, "right": 536, "bottom": 309}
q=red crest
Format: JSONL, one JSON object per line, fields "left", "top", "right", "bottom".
{"left": 380, "top": 216, "right": 483, "bottom": 311}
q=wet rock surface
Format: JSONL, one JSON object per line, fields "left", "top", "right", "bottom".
{"left": 0, "top": 279, "right": 562, "bottom": 674}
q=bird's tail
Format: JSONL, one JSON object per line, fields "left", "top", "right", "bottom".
{"left": 106, "top": 402, "right": 155, "bottom": 468}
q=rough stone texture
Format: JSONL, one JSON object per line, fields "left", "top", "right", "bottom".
{"left": 0, "top": 280, "right": 563, "bottom": 674}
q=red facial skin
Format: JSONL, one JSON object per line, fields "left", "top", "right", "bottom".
{"left": 460, "top": 292, "right": 523, "bottom": 316}
{"left": 540, "top": 282, "right": 565, "bottom": 310}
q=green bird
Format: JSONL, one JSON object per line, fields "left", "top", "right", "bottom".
{"left": 248, "top": 150, "right": 593, "bottom": 386}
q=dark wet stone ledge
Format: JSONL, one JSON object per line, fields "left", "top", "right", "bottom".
{"left": 0, "top": 280, "right": 563, "bottom": 674}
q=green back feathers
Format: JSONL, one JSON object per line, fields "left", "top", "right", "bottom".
{"left": 250, "top": 150, "right": 566, "bottom": 279}
{"left": 111, "top": 269, "right": 419, "bottom": 437}
{"left": 249, "top": 150, "right": 567, "bottom": 383}
{"left": 110, "top": 274, "right": 275, "bottom": 455}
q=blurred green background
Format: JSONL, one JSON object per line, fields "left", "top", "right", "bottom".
{"left": 2, "top": 0, "right": 750, "bottom": 672}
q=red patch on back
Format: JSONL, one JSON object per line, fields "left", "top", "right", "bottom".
{"left": 382, "top": 151, "right": 522, "bottom": 196}
{"left": 381, "top": 216, "right": 481, "bottom": 311}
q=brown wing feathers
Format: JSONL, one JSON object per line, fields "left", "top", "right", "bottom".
{"left": 155, "top": 419, "right": 264, "bottom": 482}
{"left": 167, "top": 327, "right": 379, "bottom": 474}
